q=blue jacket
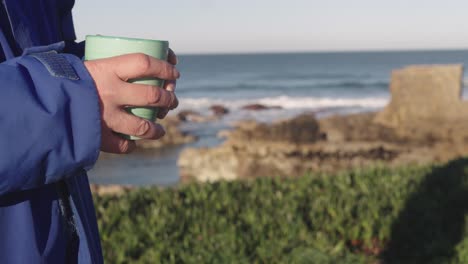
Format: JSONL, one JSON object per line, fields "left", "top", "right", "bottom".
{"left": 0, "top": 0, "right": 103, "bottom": 263}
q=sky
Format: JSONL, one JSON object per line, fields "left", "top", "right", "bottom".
{"left": 73, "top": 0, "right": 468, "bottom": 54}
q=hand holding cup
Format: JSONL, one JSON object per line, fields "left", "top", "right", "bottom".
{"left": 84, "top": 36, "right": 180, "bottom": 154}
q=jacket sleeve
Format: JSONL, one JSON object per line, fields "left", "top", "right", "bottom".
{"left": 0, "top": 43, "right": 101, "bottom": 195}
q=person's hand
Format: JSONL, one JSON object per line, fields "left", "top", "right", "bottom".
{"left": 84, "top": 51, "right": 180, "bottom": 154}
{"left": 157, "top": 49, "right": 178, "bottom": 119}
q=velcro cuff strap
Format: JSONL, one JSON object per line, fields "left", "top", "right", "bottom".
{"left": 30, "top": 50, "right": 79, "bottom": 80}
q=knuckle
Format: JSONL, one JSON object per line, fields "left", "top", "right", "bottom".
{"left": 161, "top": 63, "right": 177, "bottom": 79}
{"left": 132, "top": 119, "right": 150, "bottom": 136}
{"left": 147, "top": 86, "right": 161, "bottom": 104}
{"left": 134, "top": 53, "right": 152, "bottom": 73}
{"left": 156, "top": 89, "right": 168, "bottom": 106}
{"left": 168, "top": 65, "right": 176, "bottom": 78}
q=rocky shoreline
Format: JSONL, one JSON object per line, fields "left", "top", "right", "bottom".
{"left": 178, "top": 64, "right": 468, "bottom": 182}
{"left": 92, "top": 64, "right": 468, "bottom": 189}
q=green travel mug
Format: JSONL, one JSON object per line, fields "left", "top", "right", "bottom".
{"left": 84, "top": 35, "right": 169, "bottom": 140}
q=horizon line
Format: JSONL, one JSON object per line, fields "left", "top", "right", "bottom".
{"left": 178, "top": 47, "right": 468, "bottom": 56}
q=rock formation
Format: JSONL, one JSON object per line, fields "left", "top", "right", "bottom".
{"left": 241, "top": 104, "right": 282, "bottom": 111}
{"left": 178, "top": 64, "right": 468, "bottom": 183}
{"left": 210, "top": 105, "right": 229, "bottom": 116}
{"left": 375, "top": 64, "right": 466, "bottom": 128}
{"left": 226, "top": 114, "right": 322, "bottom": 144}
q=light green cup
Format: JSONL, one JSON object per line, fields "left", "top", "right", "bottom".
{"left": 84, "top": 35, "right": 169, "bottom": 140}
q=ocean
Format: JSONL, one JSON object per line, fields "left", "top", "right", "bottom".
{"left": 88, "top": 50, "right": 468, "bottom": 186}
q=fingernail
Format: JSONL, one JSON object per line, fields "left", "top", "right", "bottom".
{"left": 167, "top": 83, "right": 175, "bottom": 92}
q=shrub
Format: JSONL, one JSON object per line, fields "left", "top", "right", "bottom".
{"left": 94, "top": 158, "right": 468, "bottom": 263}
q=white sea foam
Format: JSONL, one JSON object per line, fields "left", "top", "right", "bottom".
{"left": 257, "top": 96, "right": 388, "bottom": 109}
{"left": 179, "top": 96, "right": 389, "bottom": 111}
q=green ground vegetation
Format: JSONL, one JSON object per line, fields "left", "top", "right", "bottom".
{"left": 94, "top": 158, "right": 468, "bottom": 263}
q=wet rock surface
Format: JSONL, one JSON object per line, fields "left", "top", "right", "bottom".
{"left": 241, "top": 104, "right": 282, "bottom": 111}
{"left": 209, "top": 105, "right": 230, "bottom": 116}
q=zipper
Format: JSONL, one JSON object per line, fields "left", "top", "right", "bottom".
{"left": 56, "top": 180, "right": 80, "bottom": 264}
